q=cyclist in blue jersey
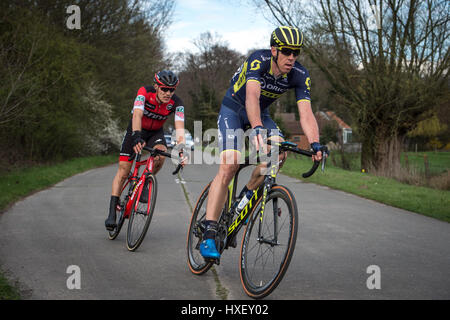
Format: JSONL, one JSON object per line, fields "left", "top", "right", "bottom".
{"left": 200, "top": 26, "right": 326, "bottom": 259}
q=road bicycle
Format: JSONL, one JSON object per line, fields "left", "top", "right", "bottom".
{"left": 187, "top": 141, "right": 328, "bottom": 299}
{"left": 108, "top": 146, "right": 183, "bottom": 251}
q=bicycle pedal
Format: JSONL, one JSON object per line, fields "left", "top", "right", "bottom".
{"left": 205, "top": 258, "right": 220, "bottom": 265}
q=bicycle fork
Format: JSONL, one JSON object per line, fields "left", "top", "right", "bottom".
{"left": 257, "top": 166, "right": 280, "bottom": 247}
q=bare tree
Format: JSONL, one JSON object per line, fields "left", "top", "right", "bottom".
{"left": 255, "top": 0, "right": 450, "bottom": 177}
{"left": 0, "top": 11, "right": 61, "bottom": 126}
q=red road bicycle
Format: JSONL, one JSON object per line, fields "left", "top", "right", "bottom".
{"left": 108, "top": 146, "right": 183, "bottom": 251}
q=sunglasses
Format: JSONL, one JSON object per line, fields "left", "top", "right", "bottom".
{"left": 278, "top": 47, "right": 301, "bottom": 57}
{"left": 159, "top": 86, "right": 176, "bottom": 92}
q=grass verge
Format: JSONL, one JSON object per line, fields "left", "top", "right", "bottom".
{"left": 0, "top": 155, "right": 116, "bottom": 213}
{"left": 0, "top": 154, "right": 116, "bottom": 300}
{"left": 281, "top": 155, "right": 450, "bottom": 223}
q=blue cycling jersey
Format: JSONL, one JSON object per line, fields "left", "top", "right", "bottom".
{"left": 222, "top": 49, "right": 311, "bottom": 111}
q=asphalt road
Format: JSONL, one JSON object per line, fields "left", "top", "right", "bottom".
{"left": 0, "top": 155, "right": 449, "bottom": 300}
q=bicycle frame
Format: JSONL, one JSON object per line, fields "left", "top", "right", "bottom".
{"left": 121, "top": 146, "right": 182, "bottom": 219}
{"left": 220, "top": 141, "right": 327, "bottom": 251}
{"left": 223, "top": 158, "right": 281, "bottom": 250}
{"left": 122, "top": 155, "right": 156, "bottom": 219}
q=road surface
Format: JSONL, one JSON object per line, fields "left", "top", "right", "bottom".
{"left": 0, "top": 157, "right": 449, "bottom": 300}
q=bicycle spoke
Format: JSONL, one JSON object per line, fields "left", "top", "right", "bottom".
{"left": 240, "top": 187, "right": 298, "bottom": 298}
{"left": 127, "top": 175, "right": 157, "bottom": 251}
{"left": 187, "top": 183, "right": 214, "bottom": 274}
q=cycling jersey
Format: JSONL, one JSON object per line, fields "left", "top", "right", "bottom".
{"left": 132, "top": 86, "right": 185, "bottom": 131}
{"left": 222, "top": 49, "right": 311, "bottom": 111}
{"left": 217, "top": 49, "right": 311, "bottom": 154}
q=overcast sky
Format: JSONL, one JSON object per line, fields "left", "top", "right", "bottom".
{"left": 165, "top": 0, "right": 275, "bottom": 54}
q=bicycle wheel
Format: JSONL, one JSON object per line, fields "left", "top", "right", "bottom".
{"left": 186, "top": 182, "right": 214, "bottom": 275}
{"left": 240, "top": 185, "right": 298, "bottom": 299}
{"left": 108, "top": 180, "right": 130, "bottom": 240}
{"left": 126, "top": 174, "right": 157, "bottom": 251}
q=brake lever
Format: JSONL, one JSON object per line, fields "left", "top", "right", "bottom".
{"left": 320, "top": 147, "right": 329, "bottom": 172}
{"left": 321, "top": 156, "right": 327, "bottom": 172}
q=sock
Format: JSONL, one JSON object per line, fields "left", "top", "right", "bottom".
{"left": 109, "top": 196, "right": 119, "bottom": 217}
{"left": 204, "top": 220, "right": 218, "bottom": 240}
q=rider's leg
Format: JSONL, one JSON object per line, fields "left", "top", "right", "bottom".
{"left": 106, "top": 160, "right": 133, "bottom": 230}
{"left": 244, "top": 135, "right": 287, "bottom": 191}
{"left": 137, "top": 144, "right": 167, "bottom": 204}
{"left": 201, "top": 150, "right": 240, "bottom": 259}
{"left": 205, "top": 150, "right": 241, "bottom": 222}
{"left": 151, "top": 144, "right": 167, "bottom": 175}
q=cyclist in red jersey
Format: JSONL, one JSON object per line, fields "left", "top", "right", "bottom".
{"left": 105, "top": 70, "right": 187, "bottom": 231}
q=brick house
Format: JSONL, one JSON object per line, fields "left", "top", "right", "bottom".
{"left": 275, "top": 112, "right": 310, "bottom": 149}
{"left": 276, "top": 110, "right": 359, "bottom": 151}
{"left": 315, "top": 111, "right": 352, "bottom": 144}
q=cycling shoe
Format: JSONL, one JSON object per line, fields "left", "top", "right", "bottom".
{"left": 200, "top": 239, "right": 220, "bottom": 259}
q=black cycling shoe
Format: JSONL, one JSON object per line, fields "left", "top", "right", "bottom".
{"left": 105, "top": 212, "right": 117, "bottom": 231}
{"left": 139, "top": 181, "right": 149, "bottom": 203}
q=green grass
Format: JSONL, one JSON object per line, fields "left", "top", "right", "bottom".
{"left": 401, "top": 151, "right": 450, "bottom": 175}
{"left": 0, "top": 155, "right": 116, "bottom": 212}
{"left": 0, "top": 271, "right": 20, "bottom": 300}
{"left": 281, "top": 155, "right": 450, "bottom": 223}
{"left": 330, "top": 151, "right": 450, "bottom": 176}
{"left": 0, "top": 154, "right": 116, "bottom": 299}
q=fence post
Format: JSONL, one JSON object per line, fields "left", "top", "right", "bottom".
{"left": 424, "top": 154, "right": 430, "bottom": 182}
{"left": 404, "top": 154, "right": 409, "bottom": 171}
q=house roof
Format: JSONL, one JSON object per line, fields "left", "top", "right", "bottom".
{"left": 316, "top": 111, "right": 351, "bottom": 129}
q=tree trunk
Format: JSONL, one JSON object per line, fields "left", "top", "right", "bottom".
{"left": 361, "top": 130, "right": 404, "bottom": 178}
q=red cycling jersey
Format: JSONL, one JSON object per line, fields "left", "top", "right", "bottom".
{"left": 133, "top": 86, "right": 185, "bottom": 131}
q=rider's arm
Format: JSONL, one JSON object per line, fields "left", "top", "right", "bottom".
{"left": 132, "top": 88, "right": 146, "bottom": 132}
{"left": 174, "top": 105, "right": 185, "bottom": 146}
{"left": 174, "top": 118, "right": 185, "bottom": 146}
{"left": 245, "top": 80, "right": 263, "bottom": 128}
{"left": 132, "top": 109, "right": 144, "bottom": 132}
{"left": 174, "top": 105, "right": 187, "bottom": 165}
{"left": 297, "top": 100, "right": 322, "bottom": 161}
{"left": 131, "top": 88, "right": 146, "bottom": 153}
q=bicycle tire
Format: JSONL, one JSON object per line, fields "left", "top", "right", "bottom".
{"left": 239, "top": 185, "right": 298, "bottom": 299}
{"left": 126, "top": 174, "right": 157, "bottom": 251}
{"left": 186, "top": 182, "right": 214, "bottom": 275}
{"left": 108, "top": 180, "right": 131, "bottom": 240}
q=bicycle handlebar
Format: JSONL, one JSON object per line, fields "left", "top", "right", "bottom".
{"left": 251, "top": 140, "right": 329, "bottom": 179}
{"left": 128, "top": 146, "right": 184, "bottom": 175}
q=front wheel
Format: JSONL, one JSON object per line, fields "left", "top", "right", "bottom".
{"left": 126, "top": 175, "right": 157, "bottom": 251}
{"left": 240, "top": 185, "right": 298, "bottom": 299}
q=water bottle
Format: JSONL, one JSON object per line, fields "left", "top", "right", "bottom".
{"left": 235, "top": 189, "right": 254, "bottom": 214}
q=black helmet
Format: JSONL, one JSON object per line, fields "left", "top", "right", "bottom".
{"left": 270, "top": 26, "right": 303, "bottom": 49}
{"left": 154, "top": 70, "right": 179, "bottom": 87}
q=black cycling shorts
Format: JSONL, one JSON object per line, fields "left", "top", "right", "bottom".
{"left": 119, "top": 121, "right": 167, "bottom": 162}
{"left": 217, "top": 104, "right": 284, "bottom": 155}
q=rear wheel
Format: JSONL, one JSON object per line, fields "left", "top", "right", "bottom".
{"left": 126, "top": 175, "right": 157, "bottom": 251}
{"left": 108, "top": 180, "right": 130, "bottom": 240}
{"left": 240, "top": 185, "right": 298, "bottom": 299}
{"left": 186, "top": 182, "right": 214, "bottom": 275}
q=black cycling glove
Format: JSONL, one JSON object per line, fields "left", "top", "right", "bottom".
{"left": 132, "top": 130, "right": 145, "bottom": 147}
{"left": 250, "top": 125, "right": 266, "bottom": 142}
{"left": 311, "top": 142, "right": 329, "bottom": 157}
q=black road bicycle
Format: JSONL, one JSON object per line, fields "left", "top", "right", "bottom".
{"left": 187, "top": 141, "right": 328, "bottom": 299}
